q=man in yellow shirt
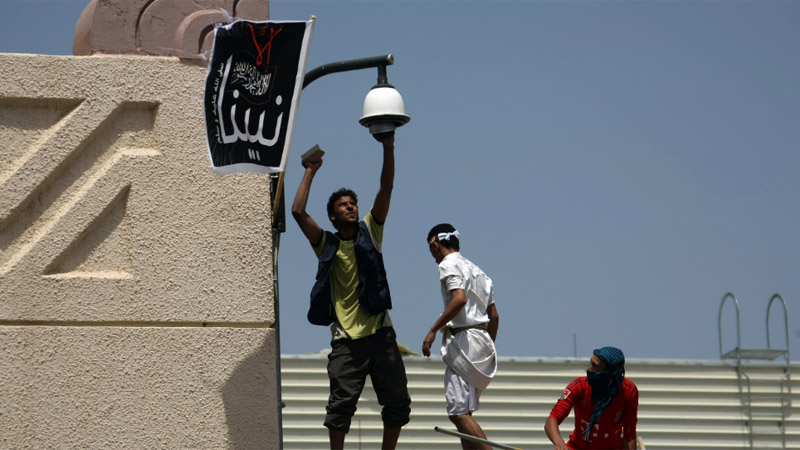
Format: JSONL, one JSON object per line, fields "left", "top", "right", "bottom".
{"left": 291, "top": 132, "right": 410, "bottom": 450}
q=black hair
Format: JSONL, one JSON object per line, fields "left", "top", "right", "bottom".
{"left": 427, "top": 223, "right": 460, "bottom": 250}
{"left": 327, "top": 188, "right": 358, "bottom": 221}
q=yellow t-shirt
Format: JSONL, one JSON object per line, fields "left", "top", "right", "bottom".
{"left": 314, "top": 210, "right": 386, "bottom": 340}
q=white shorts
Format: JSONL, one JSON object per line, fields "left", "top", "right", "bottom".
{"left": 444, "top": 366, "right": 481, "bottom": 416}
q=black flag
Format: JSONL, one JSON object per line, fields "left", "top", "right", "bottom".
{"left": 204, "top": 19, "right": 314, "bottom": 173}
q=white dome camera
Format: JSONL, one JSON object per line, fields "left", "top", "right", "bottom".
{"left": 359, "top": 65, "right": 410, "bottom": 135}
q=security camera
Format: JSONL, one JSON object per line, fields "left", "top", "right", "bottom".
{"left": 359, "top": 86, "right": 410, "bottom": 134}
{"left": 359, "top": 64, "right": 410, "bottom": 135}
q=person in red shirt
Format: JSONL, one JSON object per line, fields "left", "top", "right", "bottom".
{"left": 545, "top": 347, "right": 638, "bottom": 449}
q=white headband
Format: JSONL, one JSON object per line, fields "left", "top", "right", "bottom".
{"left": 436, "top": 230, "right": 460, "bottom": 241}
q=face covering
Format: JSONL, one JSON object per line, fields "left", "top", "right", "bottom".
{"left": 584, "top": 347, "right": 626, "bottom": 444}
{"left": 586, "top": 369, "right": 614, "bottom": 400}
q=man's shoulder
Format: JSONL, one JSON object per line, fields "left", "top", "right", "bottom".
{"left": 437, "top": 254, "right": 463, "bottom": 277}
{"left": 566, "top": 376, "right": 589, "bottom": 390}
{"left": 313, "top": 230, "right": 335, "bottom": 257}
{"left": 363, "top": 209, "right": 383, "bottom": 226}
{"left": 363, "top": 210, "right": 384, "bottom": 237}
{"left": 557, "top": 376, "right": 588, "bottom": 402}
{"left": 450, "top": 253, "right": 487, "bottom": 276}
{"left": 622, "top": 377, "right": 639, "bottom": 396}
{"left": 440, "top": 252, "right": 467, "bottom": 267}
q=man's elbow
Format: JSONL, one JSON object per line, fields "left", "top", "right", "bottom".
{"left": 544, "top": 416, "right": 557, "bottom": 434}
{"left": 378, "top": 184, "right": 394, "bottom": 197}
{"left": 291, "top": 208, "right": 307, "bottom": 223}
{"left": 488, "top": 304, "right": 499, "bottom": 321}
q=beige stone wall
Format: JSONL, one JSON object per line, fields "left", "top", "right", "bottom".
{"left": 0, "top": 54, "right": 278, "bottom": 449}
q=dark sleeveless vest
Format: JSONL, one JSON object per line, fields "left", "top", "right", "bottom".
{"left": 307, "top": 221, "right": 392, "bottom": 326}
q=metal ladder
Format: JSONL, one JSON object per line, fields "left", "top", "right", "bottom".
{"left": 718, "top": 292, "right": 791, "bottom": 449}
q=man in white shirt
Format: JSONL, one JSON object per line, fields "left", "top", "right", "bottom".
{"left": 422, "top": 223, "right": 500, "bottom": 450}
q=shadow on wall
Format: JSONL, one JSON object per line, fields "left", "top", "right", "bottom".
{"left": 222, "top": 336, "right": 278, "bottom": 450}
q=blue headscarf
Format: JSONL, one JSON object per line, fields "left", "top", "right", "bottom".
{"left": 584, "top": 347, "right": 625, "bottom": 443}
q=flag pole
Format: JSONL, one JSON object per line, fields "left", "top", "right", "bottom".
{"left": 434, "top": 427, "right": 524, "bottom": 450}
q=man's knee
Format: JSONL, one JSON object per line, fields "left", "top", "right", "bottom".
{"left": 324, "top": 408, "right": 355, "bottom": 434}
{"left": 448, "top": 413, "right": 471, "bottom": 427}
{"left": 376, "top": 380, "right": 411, "bottom": 428}
{"left": 324, "top": 417, "right": 351, "bottom": 434}
{"left": 381, "top": 401, "right": 411, "bottom": 428}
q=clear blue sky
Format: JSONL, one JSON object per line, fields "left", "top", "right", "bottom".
{"left": 2, "top": 0, "right": 798, "bottom": 362}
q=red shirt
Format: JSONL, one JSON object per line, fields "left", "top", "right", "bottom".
{"left": 548, "top": 376, "right": 639, "bottom": 449}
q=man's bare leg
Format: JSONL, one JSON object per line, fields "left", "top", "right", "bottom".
{"left": 449, "top": 414, "right": 490, "bottom": 450}
{"left": 381, "top": 425, "right": 402, "bottom": 450}
{"left": 329, "top": 428, "right": 346, "bottom": 450}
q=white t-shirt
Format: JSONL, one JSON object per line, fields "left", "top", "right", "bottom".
{"left": 438, "top": 252, "right": 495, "bottom": 328}
{"left": 438, "top": 252, "right": 497, "bottom": 390}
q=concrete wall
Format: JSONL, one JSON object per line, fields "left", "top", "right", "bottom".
{"left": 0, "top": 53, "right": 279, "bottom": 449}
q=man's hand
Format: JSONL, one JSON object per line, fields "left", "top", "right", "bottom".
{"left": 422, "top": 330, "right": 436, "bottom": 357}
{"left": 301, "top": 157, "right": 323, "bottom": 171}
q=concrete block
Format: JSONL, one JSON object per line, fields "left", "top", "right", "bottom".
{"left": 0, "top": 326, "right": 280, "bottom": 449}
{"left": 0, "top": 54, "right": 273, "bottom": 324}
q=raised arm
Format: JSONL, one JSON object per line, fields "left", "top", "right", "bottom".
{"left": 371, "top": 135, "right": 395, "bottom": 224}
{"left": 291, "top": 159, "right": 323, "bottom": 245}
